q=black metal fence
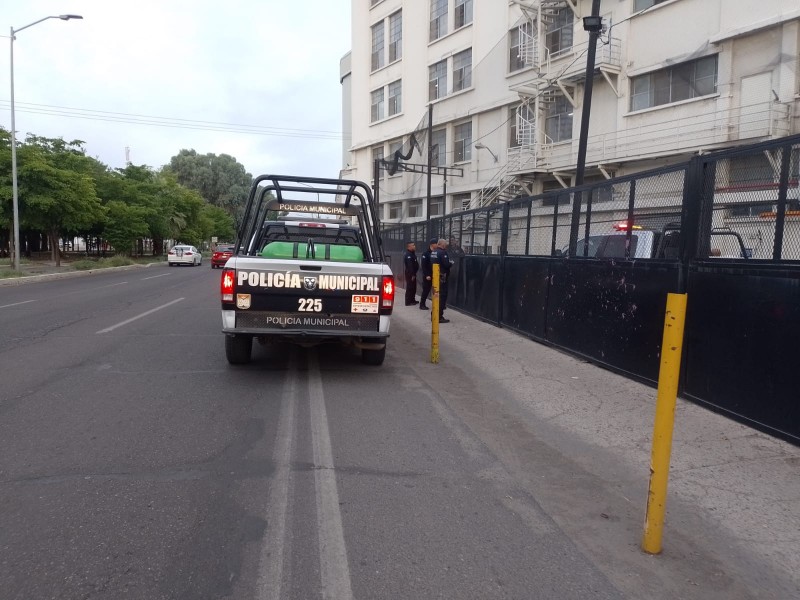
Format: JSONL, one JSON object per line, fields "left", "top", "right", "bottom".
{"left": 383, "top": 134, "right": 800, "bottom": 445}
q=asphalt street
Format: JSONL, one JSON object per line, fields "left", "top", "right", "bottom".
{"left": 0, "top": 264, "right": 798, "bottom": 599}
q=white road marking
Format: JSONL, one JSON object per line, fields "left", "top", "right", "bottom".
{"left": 95, "top": 298, "right": 184, "bottom": 334}
{"left": 257, "top": 351, "right": 298, "bottom": 600}
{"left": 141, "top": 273, "right": 170, "bottom": 280}
{"left": 308, "top": 351, "right": 354, "bottom": 600}
{"left": 0, "top": 299, "right": 37, "bottom": 309}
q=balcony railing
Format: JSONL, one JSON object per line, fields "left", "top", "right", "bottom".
{"left": 511, "top": 99, "right": 793, "bottom": 173}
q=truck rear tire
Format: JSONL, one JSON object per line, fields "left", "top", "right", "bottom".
{"left": 361, "top": 345, "right": 386, "bottom": 366}
{"left": 226, "top": 335, "right": 252, "bottom": 364}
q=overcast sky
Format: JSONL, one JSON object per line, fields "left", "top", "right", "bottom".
{"left": 1, "top": 1, "right": 351, "bottom": 178}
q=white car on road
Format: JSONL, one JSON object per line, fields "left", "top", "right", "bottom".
{"left": 167, "top": 244, "right": 202, "bottom": 267}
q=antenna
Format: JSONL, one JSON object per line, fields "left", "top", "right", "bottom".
{"left": 125, "top": 146, "right": 131, "bottom": 165}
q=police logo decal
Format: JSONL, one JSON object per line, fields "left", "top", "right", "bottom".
{"left": 236, "top": 294, "right": 251, "bottom": 309}
{"left": 303, "top": 276, "right": 318, "bottom": 291}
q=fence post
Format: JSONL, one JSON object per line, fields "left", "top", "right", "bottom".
{"left": 772, "top": 142, "right": 792, "bottom": 260}
{"left": 642, "top": 292, "right": 688, "bottom": 554}
{"left": 498, "top": 202, "right": 511, "bottom": 326}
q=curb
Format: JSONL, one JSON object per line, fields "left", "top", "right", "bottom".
{"left": 0, "top": 262, "right": 162, "bottom": 287}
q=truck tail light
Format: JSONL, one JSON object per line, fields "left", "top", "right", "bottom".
{"left": 381, "top": 275, "right": 394, "bottom": 314}
{"left": 221, "top": 268, "right": 236, "bottom": 302}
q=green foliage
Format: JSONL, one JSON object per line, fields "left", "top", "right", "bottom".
{"left": 103, "top": 201, "right": 150, "bottom": 256}
{"left": 165, "top": 149, "right": 252, "bottom": 226}
{"left": 0, "top": 127, "right": 245, "bottom": 257}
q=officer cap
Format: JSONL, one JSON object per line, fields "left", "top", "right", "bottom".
{"left": 429, "top": 238, "right": 438, "bottom": 245}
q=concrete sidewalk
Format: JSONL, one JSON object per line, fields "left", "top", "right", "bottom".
{"left": 392, "top": 302, "right": 800, "bottom": 600}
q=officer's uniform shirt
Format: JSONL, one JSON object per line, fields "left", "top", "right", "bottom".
{"left": 403, "top": 249, "right": 419, "bottom": 276}
{"left": 435, "top": 247, "right": 452, "bottom": 278}
{"left": 420, "top": 248, "right": 433, "bottom": 278}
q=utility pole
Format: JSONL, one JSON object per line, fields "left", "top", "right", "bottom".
{"left": 568, "top": 0, "right": 603, "bottom": 256}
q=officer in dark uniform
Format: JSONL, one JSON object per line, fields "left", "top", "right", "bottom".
{"left": 434, "top": 238, "right": 453, "bottom": 322}
{"left": 402, "top": 241, "right": 419, "bottom": 305}
{"left": 419, "top": 238, "right": 438, "bottom": 310}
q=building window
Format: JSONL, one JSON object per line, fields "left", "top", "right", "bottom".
{"left": 725, "top": 202, "right": 777, "bottom": 218}
{"left": 371, "top": 88, "right": 385, "bottom": 122}
{"left": 370, "top": 0, "right": 381, "bottom": 6}
{"left": 545, "top": 8, "right": 573, "bottom": 56}
{"left": 631, "top": 55, "right": 718, "bottom": 111}
{"left": 387, "top": 202, "right": 402, "bottom": 220}
{"left": 634, "top": 0, "right": 670, "bottom": 10}
{"left": 509, "top": 23, "right": 531, "bottom": 72}
{"left": 545, "top": 94, "right": 572, "bottom": 142}
{"left": 453, "top": 192, "right": 471, "bottom": 211}
{"left": 431, "top": 128, "right": 446, "bottom": 167}
{"left": 429, "top": 59, "right": 447, "bottom": 101}
{"left": 454, "top": 121, "right": 472, "bottom": 163}
{"left": 371, "top": 21, "right": 385, "bottom": 72}
{"left": 455, "top": 0, "right": 473, "bottom": 29}
{"left": 430, "top": 0, "right": 448, "bottom": 42}
{"left": 388, "top": 80, "right": 402, "bottom": 116}
{"left": 372, "top": 146, "right": 384, "bottom": 179}
{"left": 408, "top": 199, "right": 423, "bottom": 218}
{"left": 389, "top": 11, "right": 402, "bottom": 63}
{"left": 430, "top": 196, "right": 444, "bottom": 217}
{"left": 453, "top": 49, "right": 472, "bottom": 92}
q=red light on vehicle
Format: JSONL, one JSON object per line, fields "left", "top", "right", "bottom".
{"left": 221, "top": 269, "right": 235, "bottom": 302}
{"left": 613, "top": 221, "right": 642, "bottom": 231}
{"left": 381, "top": 276, "right": 394, "bottom": 309}
{"left": 299, "top": 222, "right": 327, "bottom": 228}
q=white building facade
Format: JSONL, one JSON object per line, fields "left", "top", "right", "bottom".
{"left": 343, "top": 0, "right": 800, "bottom": 226}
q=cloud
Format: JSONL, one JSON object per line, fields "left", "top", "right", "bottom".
{"left": 2, "top": 0, "right": 350, "bottom": 178}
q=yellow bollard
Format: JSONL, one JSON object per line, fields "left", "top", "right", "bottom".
{"left": 430, "top": 263, "right": 440, "bottom": 363}
{"left": 642, "top": 292, "right": 688, "bottom": 555}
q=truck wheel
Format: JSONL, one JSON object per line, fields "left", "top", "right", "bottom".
{"left": 226, "top": 335, "right": 252, "bottom": 364}
{"left": 361, "top": 345, "right": 386, "bottom": 366}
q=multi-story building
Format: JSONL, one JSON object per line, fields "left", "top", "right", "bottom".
{"left": 342, "top": 0, "right": 800, "bottom": 226}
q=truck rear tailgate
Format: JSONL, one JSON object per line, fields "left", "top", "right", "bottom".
{"left": 222, "top": 258, "right": 391, "bottom": 337}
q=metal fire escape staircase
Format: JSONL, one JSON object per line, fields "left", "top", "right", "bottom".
{"left": 475, "top": 1, "right": 578, "bottom": 209}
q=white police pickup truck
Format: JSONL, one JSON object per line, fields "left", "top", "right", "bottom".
{"left": 558, "top": 221, "right": 750, "bottom": 259}
{"left": 220, "top": 175, "right": 394, "bottom": 366}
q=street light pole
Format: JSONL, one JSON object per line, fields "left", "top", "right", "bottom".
{"left": 9, "top": 14, "right": 82, "bottom": 270}
{"left": 567, "top": 0, "right": 603, "bottom": 257}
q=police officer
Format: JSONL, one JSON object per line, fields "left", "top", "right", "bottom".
{"left": 418, "top": 238, "right": 438, "bottom": 310}
{"left": 435, "top": 238, "right": 453, "bottom": 322}
{"left": 403, "top": 241, "right": 419, "bottom": 306}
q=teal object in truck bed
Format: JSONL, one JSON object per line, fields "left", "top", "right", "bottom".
{"left": 261, "top": 241, "right": 364, "bottom": 262}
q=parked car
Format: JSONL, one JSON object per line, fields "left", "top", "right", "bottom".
{"left": 167, "top": 244, "right": 202, "bottom": 266}
{"left": 211, "top": 244, "right": 235, "bottom": 269}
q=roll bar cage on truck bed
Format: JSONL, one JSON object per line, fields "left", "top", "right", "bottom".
{"left": 235, "top": 174, "right": 385, "bottom": 263}
{"left": 221, "top": 175, "right": 394, "bottom": 366}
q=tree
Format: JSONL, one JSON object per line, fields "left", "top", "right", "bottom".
{"left": 201, "top": 204, "right": 236, "bottom": 242}
{"left": 0, "top": 128, "right": 13, "bottom": 257}
{"left": 165, "top": 150, "right": 252, "bottom": 226}
{"left": 103, "top": 200, "right": 149, "bottom": 256}
{"left": 16, "top": 136, "right": 105, "bottom": 265}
